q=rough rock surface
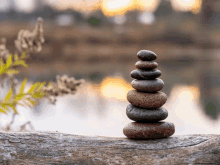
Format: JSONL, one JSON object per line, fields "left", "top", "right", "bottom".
{"left": 126, "top": 104, "right": 168, "bottom": 122}
{"left": 127, "top": 90, "right": 167, "bottom": 109}
{"left": 0, "top": 132, "right": 219, "bottom": 164}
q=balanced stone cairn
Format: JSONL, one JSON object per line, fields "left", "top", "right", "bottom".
{"left": 123, "top": 50, "right": 175, "bottom": 139}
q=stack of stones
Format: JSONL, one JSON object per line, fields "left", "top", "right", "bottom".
{"left": 123, "top": 50, "right": 175, "bottom": 139}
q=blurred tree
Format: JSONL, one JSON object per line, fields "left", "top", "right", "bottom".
{"left": 126, "top": 9, "right": 139, "bottom": 24}
{"left": 201, "top": 0, "right": 217, "bottom": 25}
{"left": 154, "top": 0, "right": 174, "bottom": 18}
{"left": 87, "top": 16, "right": 102, "bottom": 26}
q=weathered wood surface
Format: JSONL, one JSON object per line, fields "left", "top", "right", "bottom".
{"left": 0, "top": 132, "right": 219, "bottom": 165}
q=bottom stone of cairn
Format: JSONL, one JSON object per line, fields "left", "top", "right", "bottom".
{"left": 123, "top": 122, "right": 175, "bottom": 139}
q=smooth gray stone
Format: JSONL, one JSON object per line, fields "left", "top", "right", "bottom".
{"left": 131, "top": 69, "right": 161, "bottom": 80}
{"left": 131, "top": 78, "right": 164, "bottom": 92}
{"left": 126, "top": 104, "right": 168, "bottom": 122}
{"left": 137, "top": 50, "right": 157, "bottom": 61}
{"left": 135, "top": 61, "right": 158, "bottom": 70}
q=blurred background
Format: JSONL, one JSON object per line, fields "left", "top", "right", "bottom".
{"left": 0, "top": 0, "right": 220, "bottom": 137}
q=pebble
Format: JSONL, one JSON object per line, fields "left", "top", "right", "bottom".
{"left": 131, "top": 69, "right": 161, "bottom": 80}
{"left": 127, "top": 90, "right": 167, "bottom": 109}
{"left": 135, "top": 61, "right": 158, "bottom": 70}
{"left": 123, "top": 122, "right": 175, "bottom": 139}
{"left": 137, "top": 50, "right": 157, "bottom": 61}
{"left": 131, "top": 78, "right": 164, "bottom": 92}
{"left": 126, "top": 104, "right": 168, "bottom": 122}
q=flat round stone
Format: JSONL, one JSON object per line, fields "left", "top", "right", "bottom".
{"left": 126, "top": 104, "right": 168, "bottom": 122}
{"left": 137, "top": 50, "right": 157, "bottom": 61}
{"left": 131, "top": 69, "right": 161, "bottom": 80}
{"left": 123, "top": 122, "right": 175, "bottom": 139}
{"left": 131, "top": 78, "right": 164, "bottom": 92}
{"left": 127, "top": 90, "right": 167, "bottom": 109}
{"left": 135, "top": 61, "right": 158, "bottom": 70}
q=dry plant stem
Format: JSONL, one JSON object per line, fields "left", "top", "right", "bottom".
{"left": 14, "top": 17, "right": 45, "bottom": 57}
{"left": 5, "top": 75, "right": 17, "bottom": 131}
{"left": 19, "top": 121, "right": 34, "bottom": 131}
{"left": 5, "top": 113, "right": 16, "bottom": 131}
{"left": 1, "top": 17, "right": 45, "bottom": 131}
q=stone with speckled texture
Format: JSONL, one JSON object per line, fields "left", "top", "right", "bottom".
{"left": 127, "top": 90, "right": 167, "bottom": 109}
{"left": 131, "top": 78, "right": 164, "bottom": 92}
{"left": 137, "top": 50, "right": 157, "bottom": 61}
{"left": 126, "top": 104, "right": 168, "bottom": 122}
{"left": 131, "top": 69, "right": 161, "bottom": 80}
{"left": 135, "top": 61, "right": 158, "bottom": 70}
{"left": 123, "top": 122, "right": 175, "bottom": 139}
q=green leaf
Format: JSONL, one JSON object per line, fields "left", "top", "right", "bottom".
{"left": 0, "top": 100, "right": 15, "bottom": 106}
{"left": 3, "top": 87, "right": 13, "bottom": 101}
{"left": 27, "top": 98, "right": 36, "bottom": 107}
{"left": 0, "top": 65, "right": 7, "bottom": 75}
{"left": 1, "top": 105, "right": 9, "bottom": 111}
{"left": 6, "top": 54, "right": 12, "bottom": 68}
{"left": 19, "top": 78, "right": 27, "bottom": 94}
{"left": 13, "top": 60, "right": 28, "bottom": 68}
{"left": 14, "top": 93, "right": 27, "bottom": 102}
{"left": 27, "top": 82, "right": 40, "bottom": 94}
{"left": 36, "top": 82, "right": 46, "bottom": 92}
{"left": 21, "top": 52, "right": 26, "bottom": 59}
{"left": 6, "top": 69, "right": 19, "bottom": 75}
{"left": 0, "top": 108, "right": 6, "bottom": 114}
{"left": 0, "top": 58, "right": 4, "bottom": 66}
{"left": 10, "top": 106, "right": 18, "bottom": 114}
{"left": 14, "top": 54, "right": 19, "bottom": 61}
{"left": 32, "top": 92, "right": 45, "bottom": 99}
{"left": 47, "top": 81, "right": 53, "bottom": 87}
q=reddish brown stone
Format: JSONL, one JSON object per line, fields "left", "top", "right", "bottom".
{"left": 135, "top": 61, "right": 158, "bottom": 70}
{"left": 127, "top": 90, "right": 167, "bottom": 109}
{"left": 123, "top": 122, "right": 175, "bottom": 139}
{"left": 131, "top": 79, "right": 164, "bottom": 92}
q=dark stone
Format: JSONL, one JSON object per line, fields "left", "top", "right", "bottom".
{"left": 135, "top": 61, "right": 158, "bottom": 70}
{"left": 131, "top": 78, "right": 164, "bottom": 92}
{"left": 123, "top": 122, "right": 175, "bottom": 139}
{"left": 137, "top": 50, "right": 157, "bottom": 61}
{"left": 126, "top": 104, "right": 168, "bottom": 122}
{"left": 127, "top": 90, "right": 167, "bottom": 109}
{"left": 131, "top": 69, "right": 161, "bottom": 80}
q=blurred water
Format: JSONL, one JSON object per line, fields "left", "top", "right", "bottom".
{"left": 1, "top": 60, "right": 220, "bottom": 137}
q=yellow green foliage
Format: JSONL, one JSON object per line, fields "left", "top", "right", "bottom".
{"left": 0, "top": 52, "right": 27, "bottom": 75}
{"left": 0, "top": 52, "right": 49, "bottom": 114}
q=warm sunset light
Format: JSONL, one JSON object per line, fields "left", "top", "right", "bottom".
{"left": 134, "top": 0, "right": 160, "bottom": 12}
{"left": 55, "top": 0, "right": 101, "bottom": 12}
{"left": 100, "top": 77, "right": 132, "bottom": 101}
{"left": 171, "top": 0, "right": 202, "bottom": 14}
{"left": 177, "top": 85, "right": 200, "bottom": 101}
{"left": 53, "top": 0, "right": 202, "bottom": 16}
{"left": 168, "top": 85, "right": 200, "bottom": 103}
{"left": 101, "top": 0, "right": 134, "bottom": 17}
{"left": 101, "top": 0, "right": 159, "bottom": 16}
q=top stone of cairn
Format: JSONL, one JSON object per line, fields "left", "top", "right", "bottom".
{"left": 137, "top": 50, "right": 157, "bottom": 61}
